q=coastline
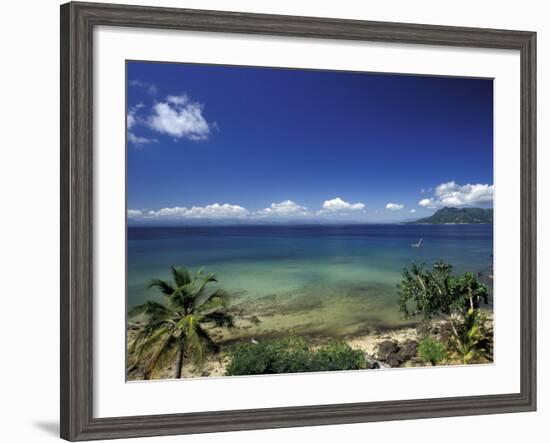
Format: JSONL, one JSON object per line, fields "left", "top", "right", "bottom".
{"left": 125, "top": 224, "right": 493, "bottom": 380}
{"left": 127, "top": 313, "right": 493, "bottom": 380}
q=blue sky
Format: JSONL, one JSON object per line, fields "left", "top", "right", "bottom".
{"left": 126, "top": 61, "right": 493, "bottom": 224}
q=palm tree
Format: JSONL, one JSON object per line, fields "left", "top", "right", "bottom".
{"left": 128, "top": 266, "right": 234, "bottom": 379}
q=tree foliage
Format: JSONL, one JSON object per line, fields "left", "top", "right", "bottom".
{"left": 398, "top": 261, "right": 491, "bottom": 365}
{"left": 128, "top": 266, "right": 234, "bottom": 379}
{"left": 398, "top": 261, "right": 489, "bottom": 321}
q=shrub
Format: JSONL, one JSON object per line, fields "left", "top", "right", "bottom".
{"left": 448, "top": 308, "right": 490, "bottom": 364}
{"left": 418, "top": 336, "right": 447, "bottom": 366}
{"left": 398, "top": 261, "right": 492, "bottom": 364}
{"left": 310, "top": 341, "right": 367, "bottom": 372}
{"left": 225, "top": 337, "right": 367, "bottom": 376}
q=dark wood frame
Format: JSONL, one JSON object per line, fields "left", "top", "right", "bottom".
{"left": 60, "top": 1, "right": 537, "bottom": 441}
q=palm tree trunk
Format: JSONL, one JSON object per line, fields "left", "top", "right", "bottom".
{"left": 175, "top": 343, "right": 185, "bottom": 378}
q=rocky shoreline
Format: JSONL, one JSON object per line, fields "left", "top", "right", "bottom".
{"left": 127, "top": 314, "right": 493, "bottom": 380}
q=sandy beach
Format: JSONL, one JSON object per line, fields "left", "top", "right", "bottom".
{"left": 127, "top": 312, "right": 493, "bottom": 381}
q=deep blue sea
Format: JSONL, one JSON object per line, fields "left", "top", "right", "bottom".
{"left": 127, "top": 224, "right": 493, "bottom": 336}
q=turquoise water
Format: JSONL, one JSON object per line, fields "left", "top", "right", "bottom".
{"left": 127, "top": 224, "right": 493, "bottom": 337}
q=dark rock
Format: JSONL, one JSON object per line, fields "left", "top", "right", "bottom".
{"left": 376, "top": 340, "right": 399, "bottom": 359}
{"left": 399, "top": 340, "right": 418, "bottom": 360}
{"left": 376, "top": 339, "right": 418, "bottom": 368}
{"left": 385, "top": 353, "right": 403, "bottom": 368}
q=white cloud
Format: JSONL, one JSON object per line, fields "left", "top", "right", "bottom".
{"left": 418, "top": 181, "right": 494, "bottom": 208}
{"left": 197, "top": 204, "right": 244, "bottom": 219}
{"left": 435, "top": 181, "right": 493, "bottom": 206}
{"left": 127, "top": 112, "right": 136, "bottom": 130}
{"left": 418, "top": 198, "right": 437, "bottom": 209}
{"left": 129, "top": 79, "right": 157, "bottom": 95}
{"left": 144, "top": 203, "right": 249, "bottom": 219}
{"left": 126, "top": 94, "right": 212, "bottom": 145}
{"left": 319, "top": 197, "right": 365, "bottom": 214}
{"left": 409, "top": 209, "right": 417, "bottom": 214}
{"left": 128, "top": 132, "right": 157, "bottom": 146}
{"left": 148, "top": 95, "right": 211, "bottom": 140}
{"left": 385, "top": 203, "right": 404, "bottom": 211}
{"left": 127, "top": 104, "right": 157, "bottom": 145}
{"left": 127, "top": 104, "right": 141, "bottom": 130}
{"left": 166, "top": 95, "right": 189, "bottom": 105}
{"left": 129, "top": 197, "right": 373, "bottom": 222}
{"left": 258, "top": 200, "right": 309, "bottom": 217}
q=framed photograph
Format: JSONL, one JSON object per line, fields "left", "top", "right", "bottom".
{"left": 60, "top": 2, "right": 536, "bottom": 441}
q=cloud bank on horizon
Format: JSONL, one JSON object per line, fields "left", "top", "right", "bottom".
{"left": 128, "top": 182, "right": 493, "bottom": 223}
{"left": 128, "top": 197, "right": 366, "bottom": 222}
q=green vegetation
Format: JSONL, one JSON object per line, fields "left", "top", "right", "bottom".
{"left": 225, "top": 337, "right": 367, "bottom": 376}
{"left": 398, "top": 261, "right": 490, "bottom": 365}
{"left": 448, "top": 308, "right": 491, "bottom": 364}
{"left": 398, "top": 261, "right": 489, "bottom": 321}
{"left": 128, "top": 266, "right": 234, "bottom": 379}
{"left": 418, "top": 336, "right": 447, "bottom": 366}
{"left": 126, "top": 259, "right": 494, "bottom": 380}
{"left": 410, "top": 207, "right": 493, "bottom": 224}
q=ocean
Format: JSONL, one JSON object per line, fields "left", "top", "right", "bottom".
{"left": 127, "top": 224, "right": 493, "bottom": 338}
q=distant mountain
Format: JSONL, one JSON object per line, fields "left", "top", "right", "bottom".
{"left": 410, "top": 207, "right": 493, "bottom": 224}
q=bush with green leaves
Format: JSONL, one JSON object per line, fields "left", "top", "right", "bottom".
{"left": 398, "top": 261, "right": 491, "bottom": 364}
{"left": 448, "top": 308, "right": 491, "bottom": 364}
{"left": 310, "top": 341, "right": 368, "bottom": 372}
{"left": 398, "top": 261, "right": 489, "bottom": 321}
{"left": 417, "top": 336, "right": 447, "bottom": 366}
{"left": 225, "top": 337, "right": 367, "bottom": 376}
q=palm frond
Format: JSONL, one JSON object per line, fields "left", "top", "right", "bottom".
{"left": 201, "top": 311, "right": 234, "bottom": 328}
{"left": 147, "top": 278, "right": 176, "bottom": 296}
{"left": 128, "top": 330, "right": 147, "bottom": 356}
{"left": 195, "top": 324, "right": 220, "bottom": 353}
{"left": 194, "top": 267, "right": 205, "bottom": 280}
{"left": 171, "top": 266, "right": 192, "bottom": 287}
{"left": 196, "top": 272, "right": 218, "bottom": 295}
{"left": 130, "top": 323, "right": 172, "bottom": 361}
{"left": 185, "top": 325, "right": 207, "bottom": 369}
{"left": 194, "top": 289, "right": 228, "bottom": 312}
{"left": 145, "top": 334, "right": 176, "bottom": 378}
{"left": 128, "top": 300, "right": 170, "bottom": 319}
{"left": 174, "top": 313, "right": 192, "bottom": 333}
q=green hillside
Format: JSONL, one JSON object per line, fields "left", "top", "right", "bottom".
{"left": 410, "top": 207, "right": 493, "bottom": 224}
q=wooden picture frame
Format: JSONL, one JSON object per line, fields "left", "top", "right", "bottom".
{"left": 60, "top": 2, "right": 536, "bottom": 440}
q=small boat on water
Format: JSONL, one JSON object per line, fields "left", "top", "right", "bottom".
{"left": 411, "top": 238, "right": 423, "bottom": 248}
